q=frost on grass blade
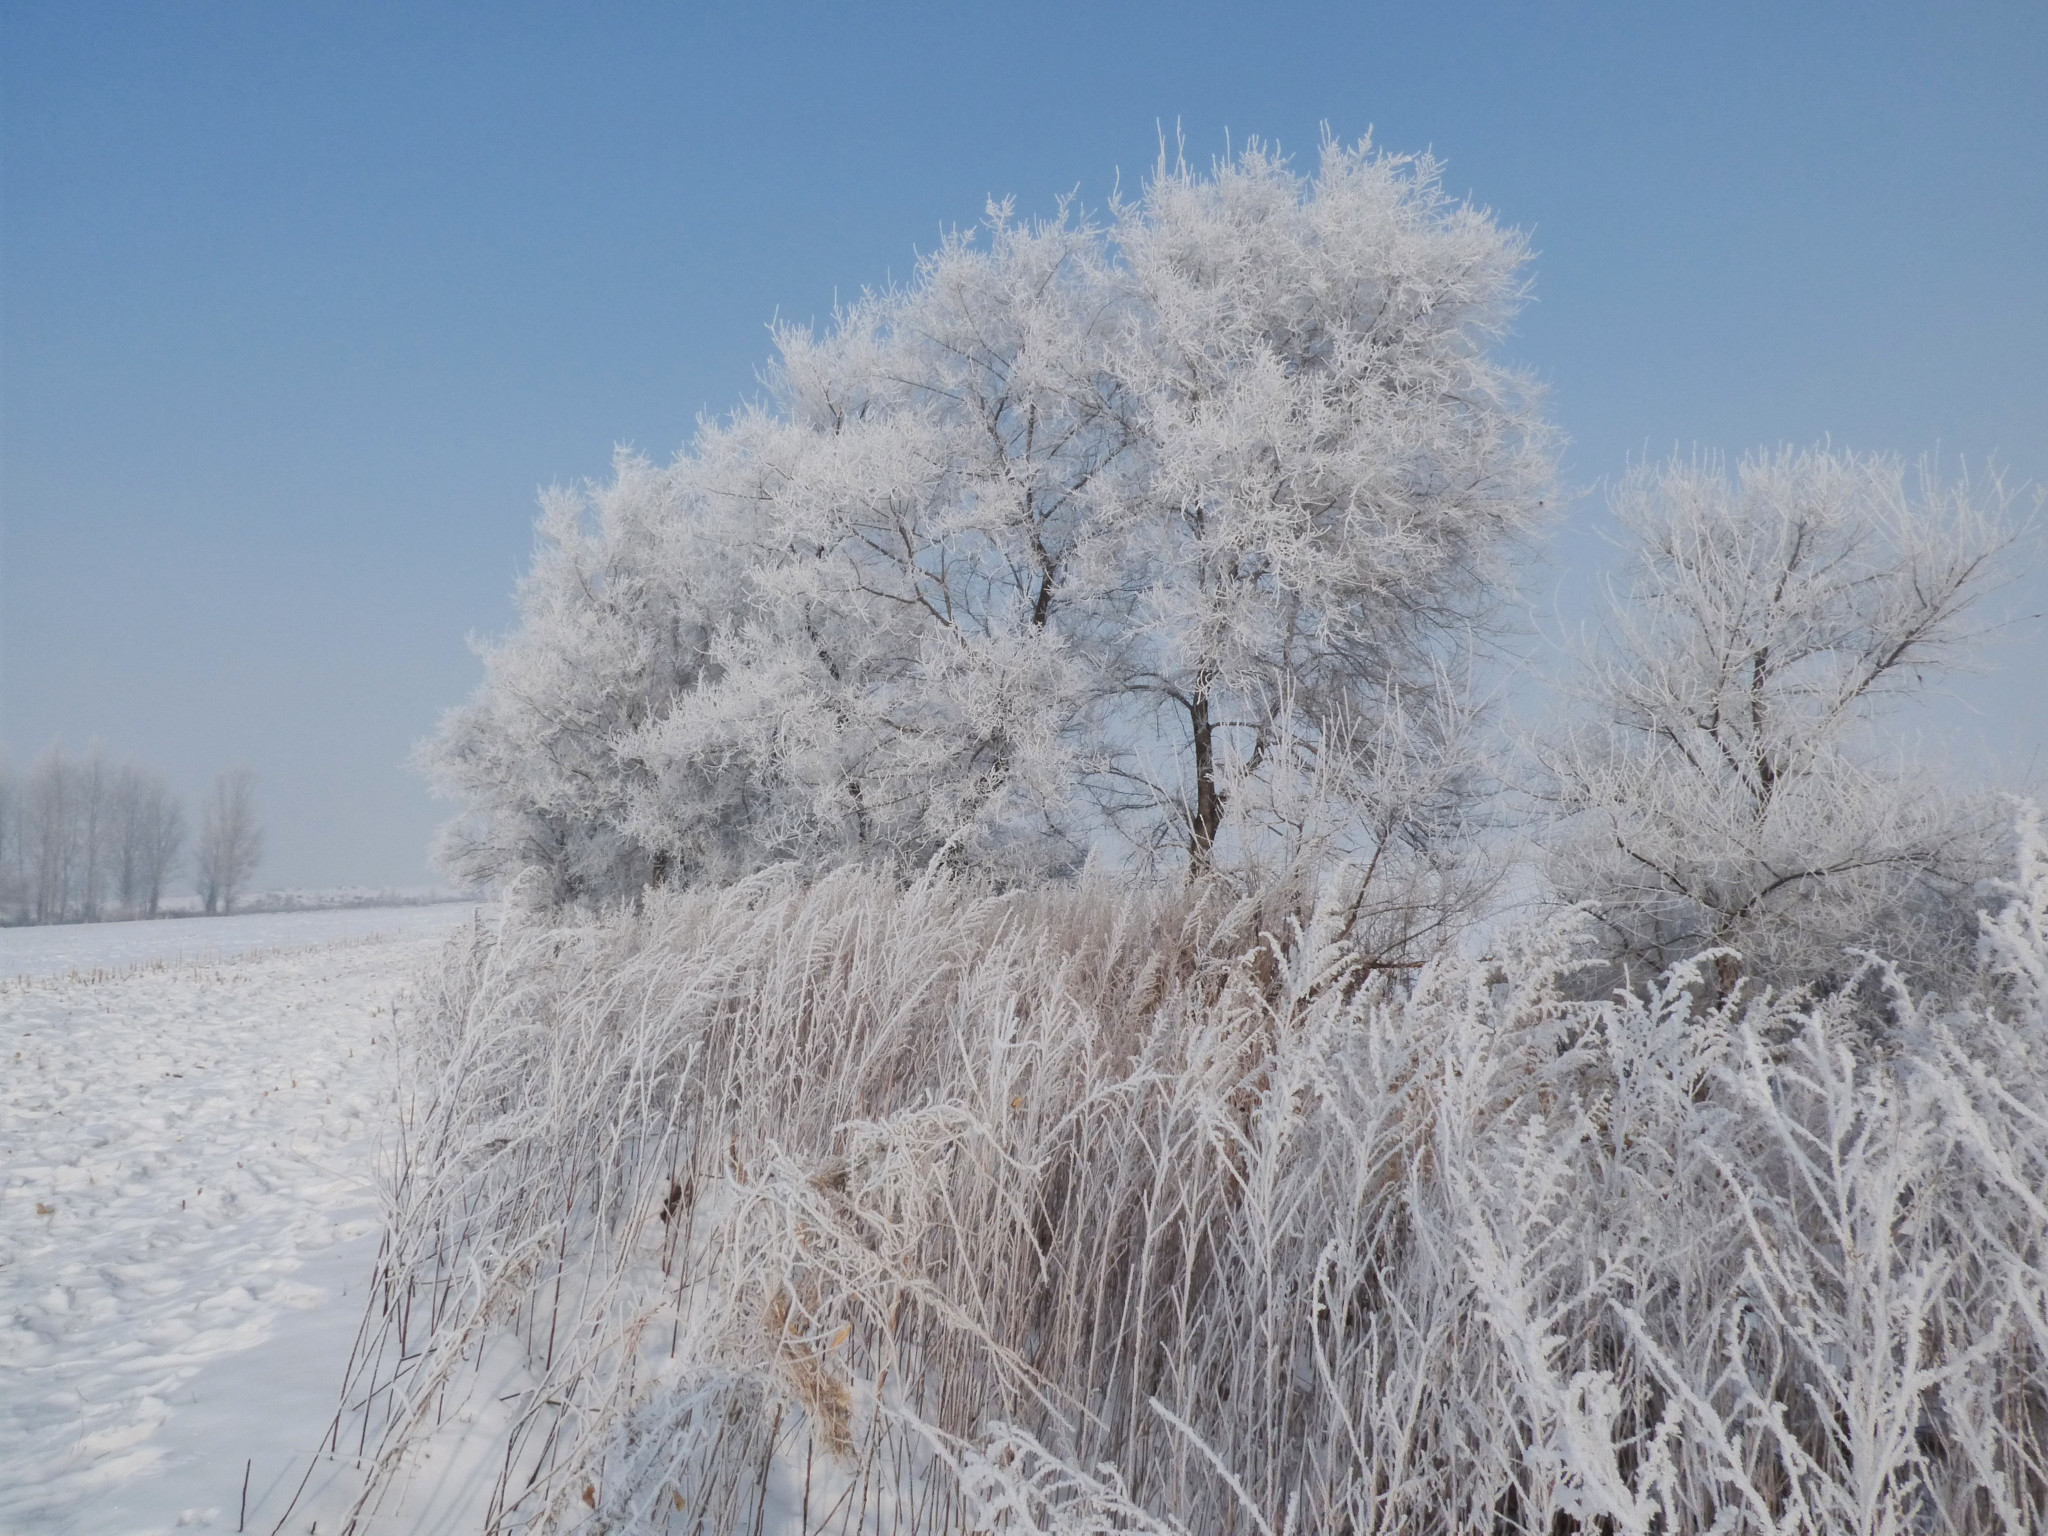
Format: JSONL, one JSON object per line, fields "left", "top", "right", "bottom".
{"left": 332, "top": 816, "right": 2048, "bottom": 1533}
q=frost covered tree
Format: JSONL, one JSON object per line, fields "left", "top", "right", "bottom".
{"left": 194, "top": 766, "right": 262, "bottom": 915}
{"left": 113, "top": 766, "right": 147, "bottom": 913}
{"left": 428, "top": 137, "right": 1551, "bottom": 923}
{"left": 136, "top": 782, "right": 187, "bottom": 916}
{"left": 23, "top": 746, "right": 78, "bottom": 924}
{"left": 0, "top": 747, "right": 189, "bottom": 923}
{"left": 1093, "top": 145, "right": 1548, "bottom": 874}
{"left": 0, "top": 756, "right": 18, "bottom": 921}
{"left": 421, "top": 458, "right": 744, "bottom": 901}
{"left": 115, "top": 766, "right": 185, "bottom": 917}
{"left": 613, "top": 209, "right": 1135, "bottom": 883}
{"left": 1539, "top": 446, "right": 2028, "bottom": 993}
{"left": 73, "top": 744, "right": 113, "bottom": 921}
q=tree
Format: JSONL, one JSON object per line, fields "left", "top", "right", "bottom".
{"left": 23, "top": 746, "right": 77, "bottom": 924}
{"left": 0, "top": 747, "right": 188, "bottom": 924}
{"left": 114, "top": 766, "right": 145, "bottom": 913}
{"left": 617, "top": 206, "right": 1132, "bottom": 883}
{"left": 116, "top": 765, "right": 186, "bottom": 917}
{"left": 420, "top": 458, "right": 744, "bottom": 902}
{"left": 0, "top": 756, "right": 16, "bottom": 921}
{"left": 1092, "top": 143, "right": 1548, "bottom": 873}
{"left": 428, "top": 137, "right": 1551, "bottom": 936}
{"left": 1538, "top": 446, "right": 2028, "bottom": 994}
{"left": 73, "top": 743, "right": 113, "bottom": 921}
{"left": 194, "top": 767, "right": 262, "bottom": 915}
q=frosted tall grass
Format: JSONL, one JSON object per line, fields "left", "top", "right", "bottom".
{"left": 332, "top": 818, "right": 2048, "bottom": 1534}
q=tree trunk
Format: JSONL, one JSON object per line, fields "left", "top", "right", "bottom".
{"left": 1188, "top": 692, "right": 1222, "bottom": 875}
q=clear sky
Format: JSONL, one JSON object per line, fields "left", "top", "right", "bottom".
{"left": 3, "top": 1, "right": 2044, "bottom": 889}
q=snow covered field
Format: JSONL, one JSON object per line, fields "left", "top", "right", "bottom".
{"left": 0, "top": 904, "right": 478, "bottom": 985}
{"left": 0, "top": 904, "right": 482, "bottom": 1534}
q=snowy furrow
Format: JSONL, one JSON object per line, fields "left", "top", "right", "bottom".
{"left": 0, "top": 906, "right": 479, "bottom": 1534}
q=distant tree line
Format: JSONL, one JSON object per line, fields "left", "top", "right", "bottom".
{"left": 0, "top": 747, "right": 263, "bottom": 924}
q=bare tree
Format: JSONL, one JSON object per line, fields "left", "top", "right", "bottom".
{"left": 194, "top": 767, "right": 262, "bottom": 915}
{"left": 23, "top": 746, "right": 77, "bottom": 924}
{"left": 1, "top": 747, "right": 191, "bottom": 924}
{"left": 74, "top": 744, "right": 113, "bottom": 921}
{"left": 114, "top": 766, "right": 144, "bottom": 912}
{"left": 1539, "top": 446, "right": 2032, "bottom": 994}
{"left": 141, "top": 787, "right": 187, "bottom": 917}
{"left": 116, "top": 765, "right": 186, "bottom": 917}
{"left": 0, "top": 755, "right": 18, "bottom": 921}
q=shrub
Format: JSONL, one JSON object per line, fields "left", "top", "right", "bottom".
{"left": 329, "top": 812, "right": 2048, "bottom": 1534}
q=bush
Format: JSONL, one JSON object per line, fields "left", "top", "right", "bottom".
{"left": 330, "top": 812, "right": 2048, "bottom": 1534}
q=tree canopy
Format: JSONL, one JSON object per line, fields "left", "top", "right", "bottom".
{"left": 425, "top": 139, "right": 1552, "bottom": 913}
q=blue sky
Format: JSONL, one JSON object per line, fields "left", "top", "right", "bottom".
{"left": 4, "top": 1, "right": 2044, "bottom": 887}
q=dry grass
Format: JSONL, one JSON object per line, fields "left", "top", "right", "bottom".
{"left": 328, "top": 825, "right": 2048, "bottom": 1534}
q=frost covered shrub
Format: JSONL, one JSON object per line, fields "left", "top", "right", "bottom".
{"left": 332, "top": 812, "right": 2048, "bottom": 1535}
{"left": 1537, "top": 447, "right": 2026, "bottom": 997}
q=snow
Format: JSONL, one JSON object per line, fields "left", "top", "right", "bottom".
{"left": 1, "top": 903, "right": 479, "bottom": 984}
{"left": 0, "top": 903, "right": 482, "bottom": 1534}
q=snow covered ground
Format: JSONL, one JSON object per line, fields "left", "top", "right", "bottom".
{"left": 0, "top": 903, "right": 483, "bottom": 1534}
{"left": 0, "top": 903, "right": 478, "bottom": 985}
